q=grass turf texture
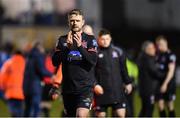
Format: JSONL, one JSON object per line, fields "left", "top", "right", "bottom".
{"left": 0, "top": 86, "right": 180, "bottom": 117}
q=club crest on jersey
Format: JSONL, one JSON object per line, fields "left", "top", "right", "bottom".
{"left": 98, "top": 53, "right": 104, "bottom": 58}
{"left": 112, "top": 51, "right": 118, "bottom": 58}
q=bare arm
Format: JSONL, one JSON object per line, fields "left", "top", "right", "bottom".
{"left": 163, "top": 63, "right": 175, "bottom": 86}
{"left": 160, "top": 53, "right": 176, "bottom": 93}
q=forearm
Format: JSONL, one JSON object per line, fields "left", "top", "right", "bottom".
{"left": 164, "top": 69, "right": 174, "bottom": 85}
{"left": 78, "top": 46, "right": 97, "bottom": 66}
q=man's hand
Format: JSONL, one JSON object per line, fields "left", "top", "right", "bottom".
{"left": 49, "top": 84, "right": 60, "bottom": 100}
{"left": 125, "top": 84, "right": 133, "bottom": 94}
{"left": 94, "top": 84, "right": 104, "bottom": 95}
{"left": 73, "top": 32, "right": 82, "bottom": 47}
{"left": 160, "top": 83, "right": 168, "bottom": 93}
{"left": 160, "top": 63, "right": 175, "bottom": 93}
{"left": 67, "top": 31, "right": 73, "bottom": 48}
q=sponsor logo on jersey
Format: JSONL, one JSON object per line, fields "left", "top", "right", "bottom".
{"left": 112, "top": 51, "right": 118, "bottom": 58}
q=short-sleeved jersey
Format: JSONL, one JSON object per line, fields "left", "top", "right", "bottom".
{"left": 156, "top": 51, "right": 176, "bottom": 82}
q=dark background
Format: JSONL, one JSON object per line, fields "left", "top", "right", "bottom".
{"left": 102, "top": 0, "right": 180, "bottom": 64}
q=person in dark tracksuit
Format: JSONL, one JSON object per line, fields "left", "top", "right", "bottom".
{"left": 137, "top": 41, "right": 165, "bottom": 117}
{"left": 155, "top": 36, "right": 176, "bottom": 117}
{"left": 94, "top": 29, "right": 132, "bottom": 117}
{"left": 23, "top": 42, "right": 54, "bottom": 117}
{"left": 49, "top": 9, "right": 98, "bottom": 117}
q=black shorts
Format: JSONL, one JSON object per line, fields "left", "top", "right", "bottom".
{"left": 156, "top": 79, "right": 176, "bottom": 101}
{"left": 155, "top": 85, "right": 176, "bottom": 101}
{"left": 62, "top": 91, "right": 93, "bottom": 116}
{"left": 95, "top": 102, "right": 127, "bottom": 112}
{"left": 155, "top": 92, "right": 176, "bottom": 102}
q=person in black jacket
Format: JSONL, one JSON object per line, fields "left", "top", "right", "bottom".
{"left": 50, "top": 9, "right": 98, "bottom": 117}
{"left": 137, "top": 41, "right": 165, "bottom": 117}
{"left": 94, "top": 29, "right": 132, "bottom": 117}
{"left": 23, "top": 42, "right": 54, "bottom": 117}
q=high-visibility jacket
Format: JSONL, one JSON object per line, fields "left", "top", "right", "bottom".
{"left": 126, "top": 59, "right": 139, "bottom": 84}
{"left": 43, "top": 55, "right": 55, "bottom": 84}
{"left": 0, "top": 54, "right": 25, "bottom": 100}
{"left": 43, "top": 55, "right": 62, "bottom": 85}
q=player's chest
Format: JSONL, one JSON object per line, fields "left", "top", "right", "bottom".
{"left": 156, "top": 55, "right": 169, "bottom": 70}
{"left": 97, "top": 50, "right": 119, "bottom": 64}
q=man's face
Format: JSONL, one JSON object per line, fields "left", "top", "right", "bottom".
{"left": 98, "top": 34, "right": 112, "bottom": 48}
{"left": 68, "top": 14, "right": 84, "bottom": 32}
{"left": 156, "top": 39, "right": 168, "bottom": 52}
{"left": 83, "top": 25, "right": 94, "bottom": 35}
{"left": 145, "top": 43, "right": 156, "bottom": 56}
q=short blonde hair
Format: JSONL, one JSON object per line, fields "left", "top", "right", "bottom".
{"left": 68, "top": 9, "right": 84, "bottom": 18}
{"left": 155, "top": 35, "right": 167, "bottom": 43}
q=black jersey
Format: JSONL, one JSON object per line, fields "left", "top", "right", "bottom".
{"left": 52, "top": 32, "right": 98, "bottom": 94}
{"left": 156, "top": 51, "right": 176, "bottom": 83}
{"left": 156, "top": 51, "right": 177, "bottom": 100}
{"left": 95, "top": 45, "right": 132, "bottom": 105}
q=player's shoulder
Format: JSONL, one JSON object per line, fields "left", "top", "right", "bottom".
{"left": 167, "top": 50, "right": 176, "bottom": 57}
{"left": 56, "top": 35, "right": 68, "bottom": 46}
{"left": 112, "top": 45, "right": 124, "bottom": 56}
{"left": 58, "top": 34, "right": 68, "bottom": 41}
{"left": 55, "top": 35, "right": 67, "bottom": 48}
{"left": 83, "top": 33, "right": 97, "bottom": 47}
{"left": 83, "top": 32, "right": 96, "bottom": 40}
{"left": 167, "top": 50, "right": 176, "bottom": 62}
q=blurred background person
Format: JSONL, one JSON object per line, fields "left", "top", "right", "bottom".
{"left": 1, "top": 0, "right": 31, "bottom": 24}
{"left": 23, "top": 42, "right": 54, "bottom": 117}
{"left": 155, "top": 36, "right": 177, "bottom": 117}
{"left": 94, "top": 29, "right": 132, "bottom": 117}
{"left": 83, "top": 25, "right": 94, "bottom": 35}
{"left": 0, "top": 50, "right": 25, "bottom": 117}
{"left": 137, "top": 41, "right": 165, "bottom": 117}
{"left": 0, "top": 42, "right": 13, "bottom": 68}
{"left": 53, "top": 0, "right": 76, "bottom": 25}
{"left": 0, "top": 42, "right": 13, "bottom": 100}
{"left": 40, "top": 49, "right": 63, "bottom": 117}
{"left": 40, "top": 50, "right": 55, "bottom": 117}
{"left": 32, "top": 0, "right": 54, "bottom": 25}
